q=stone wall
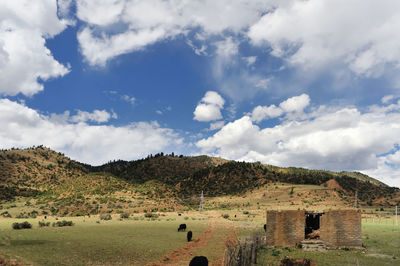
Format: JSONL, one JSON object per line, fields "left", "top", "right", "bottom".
{"left": 266, "top": 210, "right": 305, "bottom": 247}
{"left": 320, "top": 209, "right": 362, "bottom": 248}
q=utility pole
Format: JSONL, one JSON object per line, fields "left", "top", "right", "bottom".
{"left": 354, "top": 190, "right": 358, "bottom": 209}
{"left": 396, "top": 205, "right": 398, "bottom": 226}
{"left": 199, "top": 190, "right": 204, "bottom": 212}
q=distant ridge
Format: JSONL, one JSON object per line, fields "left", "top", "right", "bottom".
{"left": 0, "top": 146, "right": 398, "bottom": 208}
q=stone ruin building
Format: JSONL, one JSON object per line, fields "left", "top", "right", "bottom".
{"left": 266, "top": 209, "right": 362, "bottom": 251}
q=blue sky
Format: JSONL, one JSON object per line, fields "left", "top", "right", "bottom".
{"left": 1, "top": 0, "right": 400, "bottom": 187}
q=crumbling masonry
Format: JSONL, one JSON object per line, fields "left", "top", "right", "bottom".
{"left": 266, "top": 209, "right": 362, "bottom": 248}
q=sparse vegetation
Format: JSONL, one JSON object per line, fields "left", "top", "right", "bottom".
{"left": 144, "top": 213, "right": 159, "bottom": 219}
{"left": 52, "top": 220, "right": 73, "bottom": 227}
{"left": 38, "top": 221, "right": 50, "bottom": 227}
{"left": 100, "top": 214, "right": 112, "bottom": 220}
{"left": 12, "top": 221, "right": 32, "bottom": 230}
{"left": 120, "top": 212, "right": 130, "bottom": 219}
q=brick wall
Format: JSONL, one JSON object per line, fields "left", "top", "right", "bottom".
{"left": 266, "top": 210, "right": 305, "bottom": 247}
{"left": 320, "top": 210, "right": 362, "bottom": 248}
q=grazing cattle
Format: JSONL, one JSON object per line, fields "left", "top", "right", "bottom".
{"left": 178, "top": 213, "right": 182, "bottom": 216}
{"left": 178, "top": 224, "right": 187, "bottom": 232}
{"left": 264, "top": 224, "right": 266, "bottom": 232}
{"left": 44, "top": 216, "right": 47, "bottom": 219}
{"left": 189, "top": 256, "right": 208, "bottom": 266}
{"left": 187, "top": 231, "right": 193, "bottom": 242}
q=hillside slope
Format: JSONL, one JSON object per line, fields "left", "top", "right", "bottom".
{"left": 92, "top": 154, "right": 398, "bottom": 205}
{"left": 0, "top": 147, "right": 398, "bottom": 212}
{"left": 0, "top": 147, "right": 182, "bottom": 216}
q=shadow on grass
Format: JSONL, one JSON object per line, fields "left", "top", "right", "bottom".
{"left": 10, "top": 240, "right": 51, "bottom": 246}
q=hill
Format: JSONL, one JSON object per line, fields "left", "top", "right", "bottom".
{"left": 0, "top": 147, "right": 182, "bottom": 216}
{"left": 92, "top": 157, "right": 398, "bottom": 205}
{"left": 0, "top": 146, "right": 399, "bottom": 217}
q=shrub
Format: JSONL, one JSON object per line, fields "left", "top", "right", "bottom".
{"left": 53, "top": 220, "right": 74, "bottom": 227}
{"left": 184, "top": 216, "right": 189, "bottom": 220}
{"left": 38, "top": 221, "right": 50, "bottom": 227}
{"left": 144, "top": 213, "right": 159, "bottom": 218}
{"left": 100, "top": 214, "right": 112, "bottom": 220}
{"left": 271, "top": 249, "right": 280, "bottom": 256}
{"left": 12, "top": 221, "right": 32, "bottom": 230}
{"left": 242, "top": 211, "right": 249, "bottom": 215}
{"left": 120, "top": 212, "right": 130, "bottom": 219}
{"left": 1, "top": 211, "right": 12, "bottom": 218}
{"left": 222, "top": 214, "right": 230, "bottom": 219}
{"left": 16, "top": 213, "right": 28, "bottom": 219}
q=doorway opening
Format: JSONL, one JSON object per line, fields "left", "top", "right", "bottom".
{"left": 305, "top": 212, "right": 322, "bottom": 239}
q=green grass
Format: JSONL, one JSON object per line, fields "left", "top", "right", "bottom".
{"left": 0, "top": 215, "right": 207, "bottom": 265}
{"left": 257, "top": 223, "right": 400, "bottom": 266}
{"left": 192, "top": 221, "right": 232, "bottom": 263}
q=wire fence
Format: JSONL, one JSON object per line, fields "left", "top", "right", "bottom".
{"left": 223, "top": 232, "right": 265, "bottom": 266}
{"left": 361, "top": 207, "right": 399, "bottom": 226}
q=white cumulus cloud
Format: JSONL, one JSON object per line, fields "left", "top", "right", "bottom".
{"left": 279, "top": 93, "right": 310, "bottom": 113}
{"left": 70, "top": 109, "right": 116, "bottom": 123}
{"left": 248, "top": 0, "right": 400, "bottom": 77}
{"left": 251, "top": 104, "right": 283, "bottom": 123}
{"left": 194, "top": 91, "right": 225, "bottom": 122}
{"left": 209, "top": 121, "right": 225, "bottom": 131}
{"left": 0, "top": 99, "right": 182, "bottom": 165}
{"left": 251, "top": 94, "right": 310, "bottom": 123}
{"left": 76, "top": 0, "right": 274, "bottom": 66}
{"left": 197, "top": 95, "right": 400, "bottom": 187}
{"left": 0, "top": 0, "right": 70, "bottom": 96}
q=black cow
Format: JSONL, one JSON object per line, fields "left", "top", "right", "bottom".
{"left": 178, "top": 223, "right": 187, "bottom": 232}
{"left": 189, "top": 256, "right": 208, "bottom": 266}
{"left": 264, "top": 224, "right": 266, "bottom": 232}
{"left": 187, "top": 231, "right": 193, "bottom": 242}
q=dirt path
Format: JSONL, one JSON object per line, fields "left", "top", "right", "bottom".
{"left": 210, "top": 217, "right": 237, "bottom": 266}
{"left": 147, "top": 212, "right": 236, "bottom": 266}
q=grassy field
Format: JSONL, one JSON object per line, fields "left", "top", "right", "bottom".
{"left": 0, "top": 211, "right": 399, "bottom": 266}
{"left": 0, "top": 182, "right": 399, "bottom": 266}
{"left": 257, "top": 223, "right": 400, "bottom": 266}
{"left": 0, "top": 214, "right": 208, "bottom": 265}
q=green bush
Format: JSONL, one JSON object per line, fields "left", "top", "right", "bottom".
{"left": 271, "top": 249, "right": 280, "bottom": 256}
{"left": 1, "top": 211, "right": 12, "bottom": 218}
{"left": 100, "top": 214, "right": 112, "bottom": 220}
{"left": 184, "top": 216, "right": 189, "bottom": 220}
{"left": 222, "top": 214, "right": 230, "bottom": 219}
{"left": 52, "top": 220, "right": 74, "bottom": 227}
{"left": 144, "top": 213, "right": 159, "bottom": 218}
{"left": 12, "top": 221, "right": 32, "bottom": 230}
{"left": 38, "top": 221, "right": 51, "bottom": 227}
{"left": 120, "top": 212, "right": 130, "bottom": 219}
